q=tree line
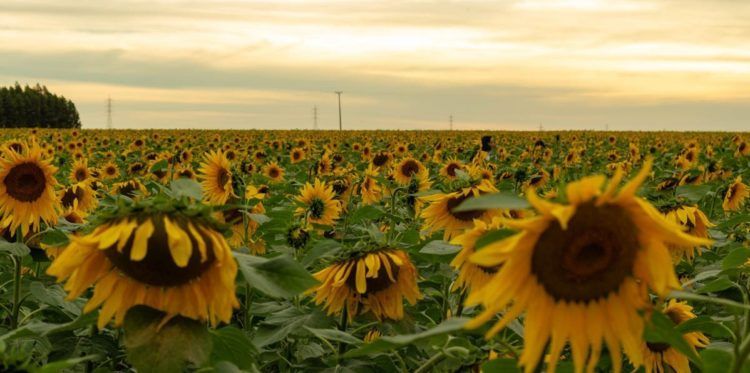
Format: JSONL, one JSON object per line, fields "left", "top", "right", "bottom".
{"left": 0, "top": 83, "right": 81, "bottom": 128}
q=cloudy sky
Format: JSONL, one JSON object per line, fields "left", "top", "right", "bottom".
{"left": 1, "top": 0, "right": 749, "bottom": 131}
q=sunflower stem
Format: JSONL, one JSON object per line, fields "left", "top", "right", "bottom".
{"left": 455, "top": 289, "right": 466, "bottom": 317}
{"left": 338, "top": 307, "right": 348, "bottom": 355}
{"left": 10, "top": 254, "right": 22, "bottom": 329}
{"left": 413, "top": 350, "right": 446, "bottom": 373}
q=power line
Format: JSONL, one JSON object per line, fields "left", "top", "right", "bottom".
{"left": 450, "top": 114, "right": 453, "bottom": 130}
{"left": 334, "top": 91, "right": 343, "bottom": 131}
{"left": 107, "top": 96, "right": 112, "bottom": 129}
{"left": 313, "top": 105, "right": 318, "bottom": 130}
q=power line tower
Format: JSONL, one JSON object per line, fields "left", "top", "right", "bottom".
{"left": 313, "top": 105, "right": 318, "bottom": 130}
{"left": 450, "top": 115, "right": 453, "bottom": 130}
{"left": 107, "top": 96, "right": 112, "bottom": 129}
{"left": 538, "top": 123, "right": 543, "bottom": 132}
{"left": 334, "top": 91, "right": 343, "bottom": 131}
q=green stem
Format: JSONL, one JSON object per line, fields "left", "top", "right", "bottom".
{"left": 414, "top": 351, "right": 446, "bottom": 373}
{"left": 10, "top": 254, "right": 22, "bottom": 329}
{"left": 455, "top": 289, "right": 467, "bottom": 317}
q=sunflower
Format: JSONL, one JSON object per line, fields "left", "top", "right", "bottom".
{"left": 723, "top": 176, "right": 749, "bottom": 212}
{"left": 199, "top": 150, "right": 234, "bottom": 205}
{"left": 663, "top": 206, "right": 713, "bottom": 262}
{"left": 47, "top": 212, "right": 239, "bottom": 328}
{"left": 173, "top": 166, "right": 196, "bottom": 180}
{"left": 450, "top": 218, "right": 504, "bottom": 294}
{"left": 465, "top": 160, "right": 711, "bottom": 373}
{"left": 290, "top": 147, "right": 306, "bottom": 164}
{"left": 371, "top": 152, "right": 392, "bottom": 169}
{"left": 60, "top": 181, "right": 98, "bottom": 214}
{"left": 295, "top": 179, "right": 342, "bottom": 226}
{"left": 393, "top": 157, "right": 427, "bottom": 185}
{"left": 0, "top": 142, "right": 61, "bottom": 236}
{"left": 439, "top": 158, "right": 465, "bottom": 181}
{"left": 101, "top": 161, "right": 120, "bottom": 180}
{"left": 420, "top": 179, "right": 498, "bottom": 240}
{"left": 219, "top": 201, "right": 267, "bottom": 255}
{"left": 642, "top": 300, "right": 708, "bottom": 373}
{"left": 263, "top": 161, "right": 285, "bottom": 183}
{"left": 360, "top": 165, "right": 383, "bottom": 205}
{"left": 70, "top": 158, "right": 91, "bottom": 183}
{"left": 309, "top": 249, "right": 420, "bottom": 321}
{"left": 112, "top": 179, "right": 148, "bottom": 199}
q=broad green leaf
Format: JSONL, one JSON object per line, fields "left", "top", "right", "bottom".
{"left": 343, "top": 317, "right": 469, "bottom": 358}
{"left": 722, "top": 246, "right": 750, "bottom": 270}
{"left": 643, "top": 311, "right": 701, "bottom": 367}
{"left": 675, "top": 184, "right": 713, "bottom": 203}
{"left": 420, "top": 240, "right": 461, "bottom": 255}
{"left": 0, "top": 240, "right": 30, "bottom": 256}
{"left": 475, "top": 229, "right": 516, "bottom": 251}
{"left": 40, "top": 228, "right": 70, "bottom": 247}
{"left": 453, "top": 192, "right": 530, "bottom": 212}
{"left": 169, "top": 178, "right": 203, "bottom": 200}
{"left": 697, "top": 276, "right": 734, "bottom": 294}
{"left": 123, "top": 306, "right": 212, "bottom": 373}
{"left": 35, "top": 355, "right": 99, "bottom": 373}
{"left": 701, "top": 348, "right": 734, "bottom": 373}
{"left": 247, "top": 213, "right": 270, "bottom": 224}
{"left": 235, "top": 253, "right": 319, "bottom": 298}
{"left": 210, "top": 327, "right": 257, "bottom": 369}
{"left": 150, "top": 159, "right": 168, "bottom": 173}
{"left": 675, "top": 316, "right": 733, "bottom": 338}
{"left": 301, "top": 239, "right": 342, "bottom": 267}
{"left": 304, "top": 327, "right": 363, "bottom": 345}
{"left": 349, "top": 205, "right": 384, "bottom": 223}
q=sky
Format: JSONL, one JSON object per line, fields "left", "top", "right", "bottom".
{"left": 1, "top": 0, "right": 749, "bottom": 131}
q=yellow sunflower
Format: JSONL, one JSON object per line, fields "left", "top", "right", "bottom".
{"left": 663, "top": 206, "right": 713, "bottom": 262}
{"left": 465, "top": 160, "right": 711, "bottom": 373}
{"left": 360, "top": 165, "right": 383, "bottom": 206}
{"left": 295, "top": 179, "right": 342, "bottom": 226}
{"left": 393, "top": 157, "right": 427, "bottom": 185}
{"left": 723, "top": 176, "right": 749, "bottom": 212}
{"left": 309, "top": 249, "right": 421, "bottom": 321}
{"left": 263, "top": 161, "right": 285, "bottom": 183}
{"left": 60, "top": 181, "right": 98, "bottom": 214}
{"left": 642, "top": 300, "right": 708, "bottom": 373}
{"left": 112, "top": 179, "right": 148, "bottom": 199}
{"left": 420, "top": 179, "right": 498, "bottom": 240}
{"left": 219, "top": 201, "right": 267, "bottom": 255}
{"left": 0, "top": 142, "right": 61, "bottom": 236}
{"left": 101, "top": 161, "right": 120, "bottom": 180}
{"left": 290, "top": 147, "right": 306, "bottom": 164}
{"left": 198, "top": 149, "right": 234, "bottom": 205}
{"left": 439, "top": 158, "right": 465, "bottom": 181}
{"left": 70, "top": 158, "right": 92, "bottom": 183}
{"left": 450, "top": 217, "right": 504, "bottom": 294}
{"left": 47, "top": 212, "right": 239, "bottom": 329}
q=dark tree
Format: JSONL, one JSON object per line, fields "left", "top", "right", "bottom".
{"left": 0, "top": 83, "right": 81, "bottom": 128}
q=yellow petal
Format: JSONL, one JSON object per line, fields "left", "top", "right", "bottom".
{"left": 130, "top": 219, "right": 155, "bottom": 261}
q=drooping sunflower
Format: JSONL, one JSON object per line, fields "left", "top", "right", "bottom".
{"left": 218, "top": 201, "right": 267, "bottom": 255}
{"left": 663, "top": 205, "right": 713, "bottom": 262}
{"left": 723, "top": 176, "right": 749, "bottom": 212}
{"left": 112, "top": 179, "right": 148, "bottom": 199}
{"left": 465, "top": 160, "right": 711, "bottom": 373}
{"left": 360, "top": 165, "right": 383, "bottom": 206}
{"left": 393, "top": 157, "right": 427, "bottom": 185}
{"left": 198, "top": 149, "right": 234, "bottom": 205}
{"left": 642, "top": 300, "right": 708, "bottom": 373}
{"left": 450, "top": 218, "right": 504, "bottom": 294}
{"left": 0, "top": 142, "right": 61, "bottom": 236}
{"left": 309, "top": 249, "right": 421, "bottom": 321}
{"left": 420, "top": 179, "right": 498, "bottom": 240}
{"left": 263, "top": 161, "right": 285, "bottom": 183}
{"left": 60, "top": 181, "right": 98, "bottom": 214}
{"left": 295, "top": 179, "right": 342, "bottom": 226}
{"left": 47, "top": 211, "right": 239, "bottom": 329}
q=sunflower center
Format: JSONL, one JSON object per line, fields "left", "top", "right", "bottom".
{"left": 75, "top": 169, "right": 87, "bottom": 181}
{"left": 4, "top": 162, "right": 47, "bottom": 202}
{"left": 531, "top": 202, "right": 638, "bottom": 303}
{"left": 446, "top": 194, "right": 484, "bottom": 221}
{"left": 332, "top": 180, "right": 348, "bottom": 196}
{"left": 218, "top": 168, "right": 230, "bottom": 190}
{"left": 269, "top": 168, "right": 280, "bottom": 178}
{"left": 104, "top": 218, "right": 216, "bottom": 287}
{"left": 61, "top": 187, "right": 85, "bottom": 209}
{"left": 400, "top": 160, "right": 420, "bottom": 178}
{"left": 310, "top": 198, "right": 326, "bottom": 219}
{"left": 372, "top": 153, "right": 389, "bottom": 167}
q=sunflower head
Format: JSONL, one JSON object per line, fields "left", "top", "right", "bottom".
{"left": 47, "top": 197, "right": 239, "bottom": 329}
{"left": 643, "top": 300, "right": 708, "bottom": 373}
{"left": 0, "top": 141, "right": 61, "bottom": 236}
{"left": 198, "top": 149, "right": 234, "bottom": 205}
{"left": 309, "top": 249, "right": 421, "bottom": 321}
{"left": 263, "top": 161, "right": 285, "bottom": 183}
{"left": 393, "top": 157, "right": 426, "bottom": 185}
{"left": 295, "top": 179, "right": 342, "bottom": 226}
{"left": 723, "top": 176, "right": 749, "bottom": 212}
{"left": 465, "top": 160, "right": 711, "bottom": 372}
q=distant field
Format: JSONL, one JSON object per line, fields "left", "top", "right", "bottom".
{"left": 1, "top": 128, "right": 749, "bottom": 372}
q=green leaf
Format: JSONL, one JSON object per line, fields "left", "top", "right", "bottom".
{"left": 40, "top": 228, "right": 70, "bottom": 247}
{"left": 252, "top": 309, "right": 330, "bottom": 347}
{"left": 453, "top": 192, "right": 530, "bottom": 212}
{"left": 419, "top": 240, "right": 461, "bottom": 255}
{"left": 701, "top": 348, "right": 734, "bottom": 373}
{"left": 675, "top": 316, "right": 733, "bottom": 338}
{"left": 675, "top": 184, "right": 712, "bottom": 203}
{"left": 343, "top": 317, "right": 469, "bottom": 358}
{"left": 169, "top": 178, "right": 203, "bottom": 200}
{"left": 643, "top": 311, "right": 701, "bottom": 367}
{"left": 123, "top": 306, "right": 212, "bottom": 373}
{"left": 235, "top": 253, "right": 319, "bottom": 298}
{"left": 722, "top": 246, "right": 750, "bottom": 270}
{"left": 474, "top": 229, "right": 516, "bottom": 251}
{"left": 670, "top": 290, "right": 750, "bottom": 311}
{"left": 718, "top": 213, "right": 750, "bottom": 229}
{"left": 150, "top": 159, "right": 169, "bottom": 173}
{"left": 34, "top": 355, "right": 99, "bottom": 373}
{"left": 304, "top": 327, "right": 363, "bottom": 345}
{"left": 29, "top": 281, "right": 81, "bottom": 315}
{"left": 210, "top": 327, "right": 257, "bottom": 370}
{"left": 481, "top": 358, "right": 521, "bottom": 372}
{"left": 0, "top": 240, "right": 30, "bottom": 256}
{"left": 301, "top": 239, "right": 342, "bottom": 267}
{"left": 349, "top": 205, "right": 384, "bottom": 223}
{"left": 697, "top": 276, "right": 734, "bottom": 294}
{"left": 247, "top": 213, "right": 270, "bottom": 225}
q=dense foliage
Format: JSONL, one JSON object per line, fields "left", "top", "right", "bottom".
{"left": 0, "top": 84, "right": 81, "bottom": 129}
{"left": 0, "top": 129, "right": 748, "bottom": 373}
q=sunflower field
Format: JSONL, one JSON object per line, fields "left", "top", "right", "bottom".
{"left": 0, "top": 129, "right": 749, "bottom": 373}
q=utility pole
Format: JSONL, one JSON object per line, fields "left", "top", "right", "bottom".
{"left": 107, "top": 96, "right": 112, "bottom": 129}
{"left": 539, "top": 123, "right": 543, "bottom": 132}
{"left": 313, "top": 105, "right": 318, "bottom": 130}
{"left": 450, "top": 115, "right": 453, "bottom": 130}
{"left": 334, "top": 91, "right": 343, "bottom": 131}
